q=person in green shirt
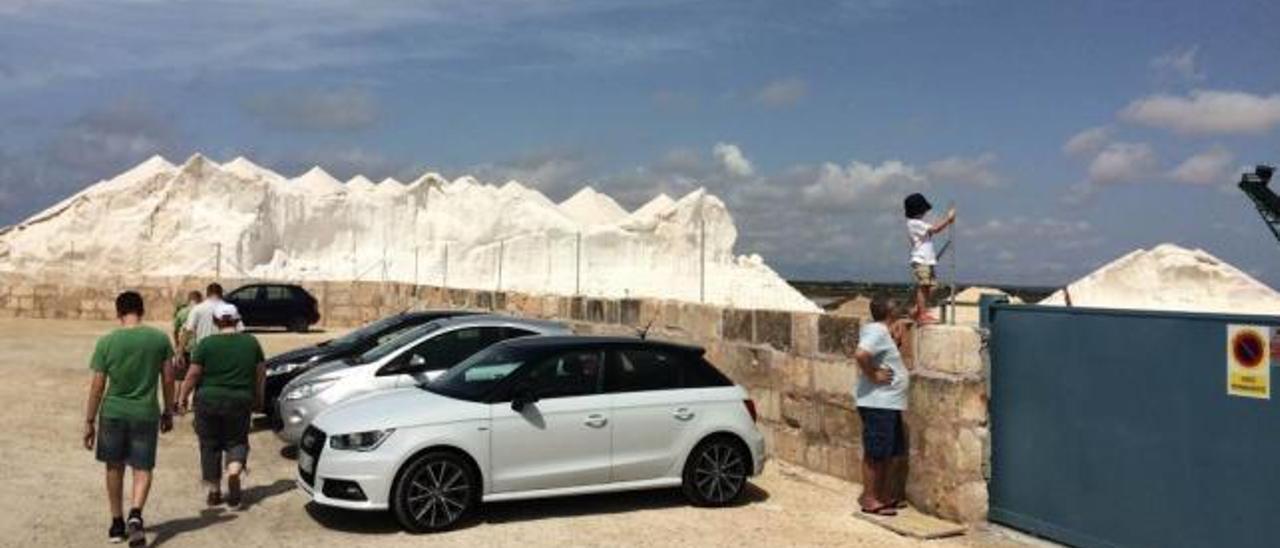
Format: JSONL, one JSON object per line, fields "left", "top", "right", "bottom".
{"left": 178, "top": 302, "right": 265, "bottom": 509}
{"left": 83, "top": 291, "right": 176, "bottom": 547}
{"left": 171, "top": 290, "right": 202, "bottom": 380}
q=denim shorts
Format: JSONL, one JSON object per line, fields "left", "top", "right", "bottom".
{"left": 96, "top": 417, "right": 159, "bottom": 470}
{"left": 858, "top": 407, "right": 908, "bottom": 461}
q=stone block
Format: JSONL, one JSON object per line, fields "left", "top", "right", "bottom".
{"left": 779, "top": 391, "right": 817, "bottom": 432}
{"left": 672, "top": 303, "right": 722, "bottom": 341}
{"left": 722, "top": 309, "right": 753, "bottom": 342}
{"left": 474, "top": 292, "right": 493, "bottom": 310}
{"left": 620, "top": 299, "right": 642, "bottom": 326}
{"left": 754, "top": 310, "right": 792, "bottom": 352}
{"left": 748, "top": 387, "right": 781, "bottom": 423}
{"left": 708, "top": 343, "right": 774, "bottom": 389}
{"left": 818, "top": 314, "right": 859, "bottom": 357}
{"left": 820, "top": 403, "right": 861, "bottom": 445}
{"left": 327, "top": 288, "right": 352, "bottom": 306}
{"left": 10, "top": 284, "right": 35, "bottom": 297}
{"left": 772, "top": 427, "right": 806, "bottom": 464}
{"left": 448, "top": 289, "right": 471, "bottom": 308}
{"left": 585, "top": 299, "right": 605, "bottom": 322}
{"left": 792, "top": 313, "right": 819, "bottom": 357}
{"left": 493, "top": 292, "right": 507, "bottom": 311}
{"left": 570, "top": 297, "right": 585, "bottom": 320}
{"left": 804, "top": 442, "right": 828, "bottom": 472}
{"left": 948, "top": 481, "right": 988, "bottom": 524}
{"left": 914, "top": 325, "right": 983, "bottom": 376}
{"left": 811, "top": 358, "right": 855, "bottom": 402}
{"left": 824, "top": 444, "right": 860, "bottom": 482}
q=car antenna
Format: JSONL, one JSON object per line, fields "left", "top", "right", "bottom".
{"left": 637, "top": 318, "right": 655, "bottom": 340}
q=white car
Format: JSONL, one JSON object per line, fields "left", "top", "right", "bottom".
{"left": 297, "top": 336, "right": 766, "bottom": 532}
{"left": 276, "top": 315, "right": 569, "bottom": 444}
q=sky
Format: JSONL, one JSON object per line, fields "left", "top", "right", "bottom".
{"left": 1, "top": 0, "right": 1279, "bottom": 287}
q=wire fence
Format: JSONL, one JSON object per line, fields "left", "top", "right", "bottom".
{"left": 20, "top": 222, "right": 816, "bottom": 311}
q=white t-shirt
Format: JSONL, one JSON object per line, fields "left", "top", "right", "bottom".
{"left": 854, "top": 322, "right": 909, "bottom": 410}
{"left": 183, "top": 298, "right": 243, "bottom": 346}
{"left": 907, "top": 218, "right": 936, "bottom": 266}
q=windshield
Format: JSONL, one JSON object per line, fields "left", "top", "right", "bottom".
{"left": 330, "top": 314, "right": 406, "bottom": 346}
{"left": 352, "top": 320, "right": 444, "bottom": 364}
{"left": 426, "top": 346, "right": 528, "bottom": 402}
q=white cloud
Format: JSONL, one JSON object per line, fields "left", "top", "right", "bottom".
{"left": 1121, "top": 90, "right": 1280, "bottom": 135}
{"left": 1169, "top": 146, "right": 1235, "bottom": 185}
{"left": 1150, "top": 46, "right": 1204, "bottom": 82}
{"left": 1062, "top": 126, "right": 1110, "bottom": 157}
{"left": 712, "top": 142, "right": 754, "bottom": 178}
{"left": 924, "top": 153, "right": 1000, "bottom": 187}
{"left": 1087, "top": 142, "right": 1157, "bottom": 185}
{"left": 752, "top": 78, "right": 808, "bottom": 108}
{"left": 801, "top": 160, "right": 925, "bottom": 209}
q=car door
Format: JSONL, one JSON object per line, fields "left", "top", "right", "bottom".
{"left": 488, "top": 349, "right": 611, "bottom": 493}
{"left": 605, "top": 347, "right": 703, "bottom": 482}
{"left": 224, "top": 286, "right": 261, "bottom": 326}
{"left": 262, "top": 285, "right": 293, "bottom": 327}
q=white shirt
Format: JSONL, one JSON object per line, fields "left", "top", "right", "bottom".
{"left": 907, "top": 218, "right": 936, "bottom": 266}
{"left": 854, "top": 322, "right": 909, "bottom": 410}
{"left": 183, "top": 298, "right": 243, "bottom": 346}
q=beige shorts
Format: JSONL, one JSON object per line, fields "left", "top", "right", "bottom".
{"left": 912, "top": 263, "right": 936, "bottom": 288}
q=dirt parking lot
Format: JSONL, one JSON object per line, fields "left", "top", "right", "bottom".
{"left": 0, "top": 318, "right": 1038, "bottom": 547}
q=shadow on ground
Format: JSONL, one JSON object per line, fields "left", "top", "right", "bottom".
{"left": 148, "top": 508, "right": 238, "bottom": 548}
{"left": 240, "top": 479, "right": 296, "bottom": 511}
{"left": 306, "top": 484, "right": 770, "bottom": 534}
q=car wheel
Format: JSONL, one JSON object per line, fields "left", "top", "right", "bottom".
{"left": 682, "top": 436, "right": 750, "bottom": 507}
{"left": 391, "top": 451, "right": 477, "bottom": 533}
{"left": 287, "top": 317, "right": 309, "bottom": 333}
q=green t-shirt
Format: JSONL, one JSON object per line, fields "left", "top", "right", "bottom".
{"left": 192, "top": 333, "right": 264, "bottom": 403}
{"left": 173, "top": 303, "right": 193, "bottom": 351}
{"left": 90, "top": 325, "right": 174, "bottom": 421}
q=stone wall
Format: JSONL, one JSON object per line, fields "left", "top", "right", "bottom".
{"left": 0, "top": 272, "right": 989, "bottom": 523}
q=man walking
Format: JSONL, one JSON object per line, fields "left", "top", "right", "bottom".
{"left": 179, "top": 283, "right": 242, "bottom": 355}
{"left": 853, "top": 296, "right": 910, "bottom": 516}
{"left": 171, "top": 290, "right": 201, "bottom": 380}
{"left": 178, "top": 302, "right": 265, "bottom": 508}
{"left": 83, "top": 291, "right": 175, "bottom": 546}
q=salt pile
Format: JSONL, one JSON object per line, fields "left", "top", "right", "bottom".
{"left": 1040, "top": 244, "right": 1280, "bottom": 315}
{"left": 0, "top": 154, "right": 818, "bottom": 312}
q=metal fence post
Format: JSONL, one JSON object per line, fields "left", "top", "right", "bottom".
{"left": 215, "top": 243, "right": 222, "bottom": 280}
{"left": 575, "top": 231, "right": 582, "bottom": 295}
{"left": 442, "top": 243, "right": 449, "bottom": 290}
{"left": 496, "top": 239, "right": 504, "bottom": 292}
{"left": 699, "top": 218, "right": 706, "bottom": 304}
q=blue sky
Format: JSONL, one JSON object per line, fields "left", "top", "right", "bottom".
{"left": 2, "top": 0, "right": 1279, "bottom": 287}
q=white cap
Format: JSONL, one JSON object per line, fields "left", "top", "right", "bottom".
{"left": 213, "top": 302, "right": 240, "bottom": 321}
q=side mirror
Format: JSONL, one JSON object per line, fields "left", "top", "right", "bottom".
{"left": 409, "top": 354, "right": 427, "bottom": 369}
{"left": 511, "top": 389, "right": 540, "bottom": 412}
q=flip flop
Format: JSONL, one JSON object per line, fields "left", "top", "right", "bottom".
{"left": 889, "top": 499, "right": 908, "bottom": 509}
{"left": 860, "top": 504, "right": 898, "bottom": 516}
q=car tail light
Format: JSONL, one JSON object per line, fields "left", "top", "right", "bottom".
{"left": 743, "top": 399, "right": 758, "bottom": 422}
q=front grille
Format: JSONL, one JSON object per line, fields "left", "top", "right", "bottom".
{"left": 299, "top": 425, "right": 325, "bottom": 486}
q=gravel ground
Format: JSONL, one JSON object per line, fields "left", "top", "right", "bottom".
{"left": 0, "top": 318, "right": 1040, "bottom": 547}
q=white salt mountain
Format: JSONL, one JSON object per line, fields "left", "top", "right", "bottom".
{"left": 0, "top": 154, "right": 818, "bottom": 312}
{"left": 558, "top": 186, "right": 629, "bottom": 227}
{"left": 1040, "top": 243, "right": 1280, "bottom": 315}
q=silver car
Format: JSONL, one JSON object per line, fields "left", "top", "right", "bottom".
{"left": 275, "top": 314, "right": 569, "bottom": 444}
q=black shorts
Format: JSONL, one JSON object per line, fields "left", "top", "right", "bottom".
{"left": 858, "top": 407, "right": 907, "bottom": 461}
{"left": 96, "top": 417, "right": 159, "bottom": 470}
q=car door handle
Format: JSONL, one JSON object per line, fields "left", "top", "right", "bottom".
{"left": 673, "top": 408, "right": 695, "bottom": 421}
{"left": 583, "top": 414, "right": 608, "bottom": 428}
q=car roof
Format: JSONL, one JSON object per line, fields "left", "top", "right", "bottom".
{"left": 397, "top": 309, "right": 480, "bottom": 321}
{"left": 427, "top": 313, "right": 569, "bottom": 332}
{"left": 494, "top": 335, "right": 704, "bottom": 354}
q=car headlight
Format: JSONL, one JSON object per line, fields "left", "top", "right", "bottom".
{"left": 329, "top": 429, "right": 394, "bottom": 451}
{"left": 267, "top": 355, "right": 323, "bottom": 377}
{"left": 282, "top": 378, "right": 337, "bottom": 401}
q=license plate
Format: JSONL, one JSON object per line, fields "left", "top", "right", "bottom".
{"left": 299, "top": 452, "right": 315, "bottom": 475}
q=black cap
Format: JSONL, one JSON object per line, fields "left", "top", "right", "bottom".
{"left": 904, "top": 193, "right": 932, "bottom": 218}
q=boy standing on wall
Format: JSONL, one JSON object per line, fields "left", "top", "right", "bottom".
{"left": 904, "top": 193, "right": 956, "bottom": 323}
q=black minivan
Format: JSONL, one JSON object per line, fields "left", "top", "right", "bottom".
{"left": 225, "top": 283, "right": 321, "bottom": 332}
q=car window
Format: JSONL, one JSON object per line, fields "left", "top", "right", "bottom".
{"left": 355, "top": 321, "right": 444, "bottom": 364}
{"left": 265, "top": 286, "right": 292, "bottom": 301}
{"left": 398, "top": 326, "right": 505, "bottom": 370}
{"left": 428, "top": 346, "right": 530, "bottom": 402}
{"left": 331, "top": 315, "right": 404, "bottom": 346}
{"left": 226, "top": 286, "right": 258, "bottom": 301}
{"left": 519, "top": 350, "right": 605, "bottom": 399}
{"left": 685, "top": 357, "right": 733, "bottom": 388}
{"left": 605, "top": 349, "right": 680, "bottom": 393}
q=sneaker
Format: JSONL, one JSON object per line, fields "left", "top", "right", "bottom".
{"left": 125, "top": 510, "right": 145, "bottom": 547}
{"left": 226, "top": 475, "right": 242, "bottom": 509}
{"left": 108, "top": 517, "right": 126, "bottom": 543}
{"left": 206, "top": 490, "right": 223, "bottom": 507}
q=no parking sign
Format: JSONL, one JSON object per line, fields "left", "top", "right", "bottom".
{"left": 1226, "top": 324, "right": 1271, "bottom": 399}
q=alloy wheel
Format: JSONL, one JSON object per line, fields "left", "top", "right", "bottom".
{"left": 403, "top": 458, "right": 471, "bottom": 530}
{"left": 692, "top": 442, "right": 747, "bottom": 504}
